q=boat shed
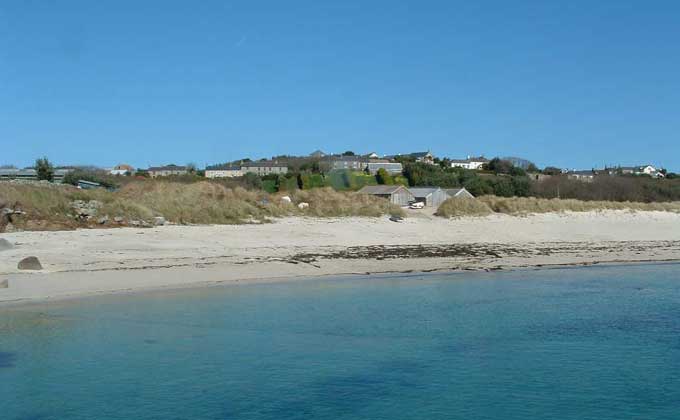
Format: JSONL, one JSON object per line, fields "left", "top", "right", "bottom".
{"left": 443, "top": 188, "right": 475, "bottom": 199}
{"left": 410, "top": 187, "right": 450, "bottom": 207}
{"left": 357, "top": 185, "right": 415, "bottom": 206}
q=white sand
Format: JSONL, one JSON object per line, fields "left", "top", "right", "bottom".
{"left": 1, "top": 211, "right": 680, "bottom": 304}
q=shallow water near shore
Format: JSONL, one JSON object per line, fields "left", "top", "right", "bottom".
{"left": 2, "top": 264, "right": 680, "bottom": 419}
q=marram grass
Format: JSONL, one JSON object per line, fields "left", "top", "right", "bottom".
{"left": 436, "top": 195, "right": 680, "bottom": 218}
{"left": 0, "top": 182, "right": 403, "bottom": 230}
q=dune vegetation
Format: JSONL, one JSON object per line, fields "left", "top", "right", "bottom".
{"left": 0, "top": 181, "right": 404, "bottom": 231}
{"left": 436, "top": 196, "right": 680, "bottom": 218}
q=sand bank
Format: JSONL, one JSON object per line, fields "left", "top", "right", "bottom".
{"left": 1, "top": 211, "right": 680, "bottom": 304}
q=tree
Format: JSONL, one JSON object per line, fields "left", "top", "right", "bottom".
{"left": 542, "top": 166, "right": 563, "bottom": 176}
{"left": 35, "top": 157, "right": 54, "bottom": 181}
{"left": 342, "top": 151, "right": 355, "bottom": 156}
{"left": 486, "top": 158, "right": 514, "bottom": 175}
{"left": 242, "top": 173, "right": 262, "bottom": 190}
{"left": 186, "top": 163, "right": 197, "bottom": 174}
{"left": 375, "top": 168, "right": 393, "bottom": 185}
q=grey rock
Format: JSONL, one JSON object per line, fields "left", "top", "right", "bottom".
{"left": 153, "top": 216, "right": 166, "bottom": 226}
{"left": 0, "top": 279, "right": 7, "bottom": 289}
{"left": 114, "top": 216, "right": 124, "bottom": 223}
{"left": 18, "top": 256, "right": 43, "bottom": 270}
{"left": 98, "top": 216, "right": 109, "bottom": 225}
{"left": 0, "top": 238, "right": 13, "bottom": 251}
{"left": 129, "top": 220, "right": 141, "bottom": 227}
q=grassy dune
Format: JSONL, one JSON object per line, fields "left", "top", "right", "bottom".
{"left": 0, "top": 182, "right": 403, "bottom": 231}
{"left": 436, "top": 196, "right": 680, "bottom": 218}
{"left": 436, "top": 196, "right": 680, "bottom": 217}
{"left": 480, "top": 196, "right": 680, "bottom": 214}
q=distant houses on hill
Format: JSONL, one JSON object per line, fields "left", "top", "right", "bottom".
{"left": 147, "top": 165, "right": 188, "bottom": 178}
{"left": 449, "top": 156, "right": 489, "bottom": 170}
{"left": 0, "top": 168, "right": 72, "bottom": 183}
{"left": 205, "top": 165, "right": 243, "bottom": 178}
{"left": 566, "top": 165, "right": 664, "bottom": 182}
{"left": 384, "top": 151, "right": 434, "bottom": 165}
{"left": 110, "top": 164, "right": 136, "bottom": 176}
{"left": 241, "top": 161, "right": 289, "bottom": 176}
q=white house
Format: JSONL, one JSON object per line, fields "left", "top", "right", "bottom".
{"left": 205, "top": 165, "right": 243, "bottom": 178}
{"left": 450, "top": 156, "right": 489, "bottom": 170}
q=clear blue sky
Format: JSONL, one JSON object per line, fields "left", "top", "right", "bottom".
{"left": 2, "top": 1, "right": 679, "bottom": 171}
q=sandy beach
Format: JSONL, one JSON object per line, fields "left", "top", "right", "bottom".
{"left": 1, "top": 210, "right": 680, "bottom": 304}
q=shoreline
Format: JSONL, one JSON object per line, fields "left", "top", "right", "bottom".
{"left": 2, "top": 211, "right": 680, "bottom": 307}
{"left": 3, "top": 259, "right": 680, "bottom": 309}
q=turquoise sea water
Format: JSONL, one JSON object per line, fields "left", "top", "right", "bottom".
{"left": 2, "top": 264, "right": 680, "bottom": 420}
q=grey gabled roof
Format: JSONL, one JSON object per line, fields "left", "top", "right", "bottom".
{"left": 0, "top": 169, "right": 37, "bottom": 176}
{"left": 358, "top": 185, "right": 410, "bottom": 195}
{"left": 444, "top": 188, "right": 474, "bottom": 198}
{"left": 206, "top": 164, "right": 241, "bottom": 171}
{"left": 569, "top": 170, "right": 597, "bottom": 176}
{"left": 241, "top": 160, "right": 287, "bottom": 168}
{"left": 148, "top": 165, "right": 187, "bottom": 171}
{"left": 450, "top": 156, "right": 489, "bottom": 163}
{"left": 409, "top": 187, "right": 442, "bottom": 197}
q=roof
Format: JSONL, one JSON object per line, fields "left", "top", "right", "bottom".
{"left": 205, "top": 165, "right": 241, "bottom": 171}
{"left": 368, "top": 162, "right": 402, "bottom": 166}
{"left": 450, "top": 156, "right": 489, "bottom": 163}
{"left": 0, "top": 169, "right": 37, "bottom": 176}
{"left": 330, "top": 156, "right": 367, "bottom": 162}
{"left": 148, "top": 165, "right": 187, "bottom": 171}
{"left": 113, "top": 164, "right": 135, "bottom": 171}
{"left": 568, "top": 170, "right": 596, "bottom": 176}
{"left": 78, "top": 180, "right": 101, "bottom": 186}
{"left": 241, "top": 161, "right": 288, "bottom": 168}
{"left": 444, "top": 188, "right": 474, "bottom": 197}
{"left": 409, "top": 187, "right": 442, "bottom": 197}
{"left": 358, "top": 185, "right": 410, "bottom": 195}
{"left": 383, "top": 152, "right": 431, "bottom": 160}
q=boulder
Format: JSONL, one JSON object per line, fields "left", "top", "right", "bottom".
{"left": 113, "top": 216, "right": 124, "bottom": 223}
{"left": 297, "top": 202, "right": 309, "bottom": 210}
{"left": 98, "top": 216, "right": 109, "bottom": 225}
{"left": 18, "top": 256, "right": 43, "bottom": 270}
{"left": 281, "top": 196, "right": 292, "bottom": 204}
{"left": 70, "top": 200, "right": 104, "bottom": 219}
{"left": 0, "top": 238, "right": 12, "bottom": 251}
{"left": 0, "top": 279, "right": 7, "bottom": 289}
{"left": 153, "top": 216, "right": 166, "bottom": 226}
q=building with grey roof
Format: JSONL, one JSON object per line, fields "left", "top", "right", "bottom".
{"left": 357, "top": 185, "right": 414, "bottom": 206}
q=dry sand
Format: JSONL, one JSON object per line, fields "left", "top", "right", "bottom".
{"left": 1, "top": 211, "right": 680, "bottom": 304}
